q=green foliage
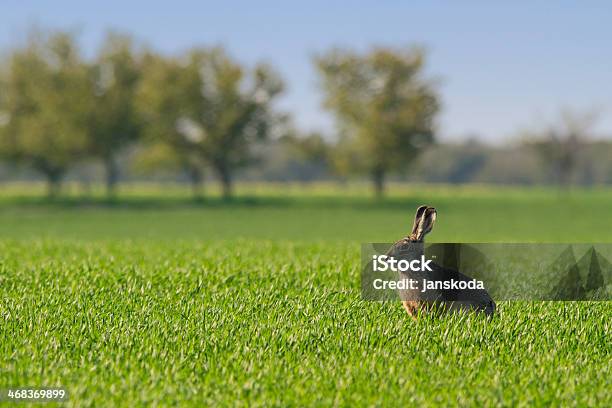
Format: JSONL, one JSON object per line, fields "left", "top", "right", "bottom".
{"left": 0, "top": 29, "right": 143, "bottom": 197}
{"left": 283, "top": 132, "right": 329, "bottom": 162}
{"left": 315, "top": 47, "right": 440, "bottom": 195}
{"left": 0, "top": 30, "right": 92, "bottom": 195}
{"left": 138, "top": 48, "right": 285, "bottom": 198}
{"left": 130, "top": 142, "right": 183, "bottom": 174}
{"left": 521, "top": 110, "right": 598, "bottom": 186}
{"left": 0, "top": 29, "right": 286, "bottom": 199}
{"left": 88, "top": 32, "right": 143, "bottom": 194}
{"left": 272, "top": 131, "right": 333, "bottom": 181}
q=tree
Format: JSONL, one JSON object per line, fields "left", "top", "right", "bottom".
{"left": 521, "top": 109, "right": 598, "bottom": 187}
{"left": 138, "top": 48, "right": 284, "bottom": 199}
{"left": 88, "top": 32, "right": 142, "bottom": 197}
{"left": 278, "top": 131, "right": 332, "bottom": 182}
{"left": 0, "top": 30, "right": 92, "bottom": 197}
{"left": 136, "top": 51, "right": 208, "bottom": 198}
{"left": 315, "top": 47, "right": 440, "bottom": 197}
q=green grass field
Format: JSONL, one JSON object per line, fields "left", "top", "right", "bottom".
{"left": 0, "top": 184, "right": 610, "bottom": 406}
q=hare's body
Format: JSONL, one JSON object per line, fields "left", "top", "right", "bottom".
{"left": 389, "top": 206, "right": 495, "bottom": 318}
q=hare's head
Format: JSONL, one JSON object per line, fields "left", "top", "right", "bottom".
{"left": 409, "top": 205, "right": 436, "bottom": 242}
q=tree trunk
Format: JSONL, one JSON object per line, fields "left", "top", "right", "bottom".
{"left": 45, "top": 170, "right": 63, "bottom": 199}
{"left": 372, "top": 168, "right": 385, "bottom": 198}
{"left": 188, "top": 165, "right": 205, "bottom": 200}
{"left": 104, "top": 155, "right": 120, "bottom": 199}
{"left": 214, "top": 162, "right": 233, "bottom": 200}
{"left": 220, "top": 171, "right": 232, "bottom": 200}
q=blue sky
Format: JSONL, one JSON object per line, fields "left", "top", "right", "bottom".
{"left": 2, "top": 1, "right": 611, "bottom": 142}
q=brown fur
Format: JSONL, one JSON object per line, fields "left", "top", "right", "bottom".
{"left": 402, "top": 301, "right": 422, "bottom": 320}
{"left": 390, "top": 206, "right": 495, "bottom": 319}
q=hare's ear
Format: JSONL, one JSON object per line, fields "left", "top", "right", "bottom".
{"left": 413, "top": 206, "right": 437, "bottom": 241}
{"left": 411, "top": 205, "right": 428, "bottom": 236}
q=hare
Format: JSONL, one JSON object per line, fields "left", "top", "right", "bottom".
{"left": 387, "top": 205, "right": 495, "bottom": 318}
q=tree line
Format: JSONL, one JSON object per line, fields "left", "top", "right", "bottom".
{"left": 0, "top": 30, "right": 288, "bottom": 198}
{"left": 0, "top": 28, "right": 442, "bottom": 198}
{"left": 0, "top": 29, "right": 603, "bottom": 199}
